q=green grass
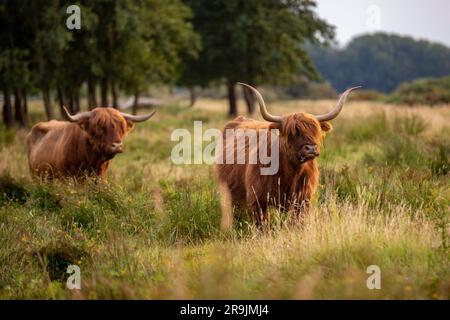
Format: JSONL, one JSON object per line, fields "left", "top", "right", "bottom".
{"left": 0, "top": 100, "right": 448, "bottom": 299}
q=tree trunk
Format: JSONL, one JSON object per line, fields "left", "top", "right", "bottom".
{"left": 42, "top": 87, "right": 53, "bottom": 120}
{"left": 87, "top": 77, "right": 97, "bottom": 109}
{"left": 73, "top": 88, "right": 80, "bottom": 113}
{"left": 22, "top": 89, "right": 28, "bottom": 117}
{"left": 14, "top": 88, "right": 26, "bottom": 127}
{"left": 2, "top": 88, "right": 13, "bottom": 128}
{"left": 243, "top": 85, "right": 256, "bottom": 114}
{"left": 111, "top": 81, "right": 118, "bottom": 108}
{"left": 68, "top": 93, "right": 75, "bottom": 114}
{"left": 227, "top": 82, "right": 237, "bottom": 117}
{"left": 100, "top": 78, "right": 108, "bottom": 107}
{"left": 132, "top": 92, "right": 139, "bottom": 115}
{"left": 57, "top": 87, "right": 66, "bottom": 118}
{"left": 189, "top": 86, "right": 197, "bottom": 107}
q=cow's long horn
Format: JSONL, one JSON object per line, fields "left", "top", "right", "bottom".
{"left": 120, "top": 110, "right": 156, "bottom": 123}
{"left": 63, "top": 106, "right": 92, "bottom": 122}
{"left": 315, "top": 86, "right": 361, "bottom": 122}
{"left": 237, "top": 82, "right": 282, "bottom": 123}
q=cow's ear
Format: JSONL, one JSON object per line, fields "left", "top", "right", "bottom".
{"left": 125, "top": 120, "right": 135, "bottom": 132}
{"left": 78, "top": 119, "right": 89, "bottom": 131}
{"left": 320, "top": 121, "right": 332, "bottom": 133}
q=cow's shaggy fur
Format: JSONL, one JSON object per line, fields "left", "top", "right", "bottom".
{"left": 216, "top": 113, "right": 332, "bottom": 226}
{"left": 27, "top": 108, "right": 134, "bottom": 179}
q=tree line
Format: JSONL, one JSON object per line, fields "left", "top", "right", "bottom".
{"left": 306, "top": 33, "right": 450, "bottom": 93}
{"left": 0, "top": 0, "right": 333, "bottom": 128}
{"left": 0, "top": 0, "right": 199, "bottom": 128}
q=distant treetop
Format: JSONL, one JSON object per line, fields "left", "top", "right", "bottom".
{"left": 306, "top": 33, "right": 450, "bottom": 93}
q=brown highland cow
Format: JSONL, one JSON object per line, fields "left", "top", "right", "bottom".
{"left": 27, "top": 107, "right": 155, "bottom": 179}
{"left": 217, "top": 83, "right": 360, "bottom": 229}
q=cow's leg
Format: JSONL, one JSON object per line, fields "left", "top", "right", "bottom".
{"left": 96, "top": 161, "right": 110, "bottom": 181}
{"left": 218, "top": 179, "right": 234, "bottom": 231}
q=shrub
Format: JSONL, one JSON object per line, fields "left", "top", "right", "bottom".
{"left": 348, "top": 89, "right": 386, "bottom": 102}
{"left": 388, "top": 76, "right": 450, "bottom": 106}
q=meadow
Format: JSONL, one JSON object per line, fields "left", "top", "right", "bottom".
{"left": 0, "top": 97, "right": 449, "bottom": 299}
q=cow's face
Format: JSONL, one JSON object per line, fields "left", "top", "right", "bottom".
{"left": 279, "top": 113, "right": 332, "bottom": 166}
{"left": 235, "top": 83, "right": 358, "bottom": 167}
{"left": 78, "top": 108, "right": 134, "bottom": 158}
{"left": 64, "top": 106, "right": 155, "bottom": 159}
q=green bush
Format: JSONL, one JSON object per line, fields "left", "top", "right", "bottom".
{"left": 388, "top": 76, "right": 450, "bottom": 106}
{"left": 348, "top": 89, "right": 386, "bottom": 102}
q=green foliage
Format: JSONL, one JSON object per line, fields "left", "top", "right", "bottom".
{"left": 348, "top": 89, "right": 386, "bottom": 102}
{"left": 113, "top": 0, "right": 201, "bottom": 93}
{"left": 284, "top": 76, "right": 337, "bottom": 99}
{"left": 307, "top": 33, "right": 450, "bottom": 93}
{"left": 36, "top": 237, "right": 87, "bottom": 281}
{"left": 0, "top": 127, "right": 16, "bottom": 147}
{"left": 182, "top": 0, "right": 334, "bottom": 112}
{"left": 0, "top": 173, "right": 28, "bottom": 206}
{"left": 388, "top": 76, "right": 450, "bottom": 105}
{"left": 430, "top": 143, "right": 450, "bottom": 177}
{"left": 0, "top": 0, "right": 200, "bottom": 124}
{"left": 29, "top": 183, "right": 62, "bottom": 212}
{"left": 159, "top": 178, "right": 221, "bottom": 244}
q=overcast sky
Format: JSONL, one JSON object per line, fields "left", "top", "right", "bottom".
{"left": 315, "top": 0, "right": 450, "bottom": 47}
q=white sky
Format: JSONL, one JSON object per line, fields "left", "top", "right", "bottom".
{"left": 315, "top": 0, "right": 450, "bottom": 47}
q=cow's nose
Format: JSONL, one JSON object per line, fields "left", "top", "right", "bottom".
{"left": 111, "top": 142, "right": 123, "bottom": 152}
{"left": 302, "top": 144, "right": 318, "bottom": 156}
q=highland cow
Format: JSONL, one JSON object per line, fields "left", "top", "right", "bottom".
{"left": 217, "top": 83, "right": 360, "bottom": 229}
{"left": 26, "top": 107, "right": 155, "bottom": 179}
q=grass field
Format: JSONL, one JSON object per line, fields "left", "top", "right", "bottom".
{"left": 0, "top": 98, "right": 449, "bottom": 299}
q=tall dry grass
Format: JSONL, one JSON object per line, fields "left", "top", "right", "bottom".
{"left": 0, "top": 98, "right": 448, "bottom": 299}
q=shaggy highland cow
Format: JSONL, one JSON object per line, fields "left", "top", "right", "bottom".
{"left": 217, "top": 83, "right": 360, "bottom": 229}
{"left": 27, "top": 107, "right": 155, "bottom": 179}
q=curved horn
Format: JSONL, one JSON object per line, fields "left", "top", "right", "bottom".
{"left": 120, "top": 110, "right": 156, "bottom": 123}
{"left": 237, "top": 82, "right": 282, "bottom": 123}
{"left": 315, "top": 86, "right": 361, "bottom": 122}
{"left": 63, "top": 106, "right": 92, "bottom": 122}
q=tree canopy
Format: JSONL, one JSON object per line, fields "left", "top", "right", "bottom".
{"left": 181, "top": 0, "right": 334, "bottom": 115}
{"left": 0, "top": 0, "right": 199, "bottom": 127}
{"left": 306, "top": 33, "right": 450, "bottom": 93}
{"left": 1, "top": 0, "right": 332, "bottom": 127}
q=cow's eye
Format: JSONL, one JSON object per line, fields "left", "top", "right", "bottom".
{"left": 295, "top": 128, "right": 302, "bottom": 137}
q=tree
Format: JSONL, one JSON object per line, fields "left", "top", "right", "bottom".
{"left": 184, "top": 0, "right": 333, "bottom": 116}
{"left": 116, "top": 0, "right": 200, "bottom": 113}
{"left": 29, "top": 0, "right": 73, "bottom": 119}
{"left": 0, "top": 0, "right": 200, "bottom": 124}
{"left": 306, "top": 33, "right": 450, "bottom": 93}
{"left": 0, "top": 1, "right": 32, "bottom": 127}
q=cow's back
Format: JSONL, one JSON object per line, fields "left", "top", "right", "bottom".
{"left": 27, "top": 120, "right": 79, "bottom": 176}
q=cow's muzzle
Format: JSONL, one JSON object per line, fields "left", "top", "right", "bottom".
{"left": 111, "top": 142, "right": 124, "bottom": 154}
{"left": 299, "top": 144, "right": 319, "bottom": 163}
